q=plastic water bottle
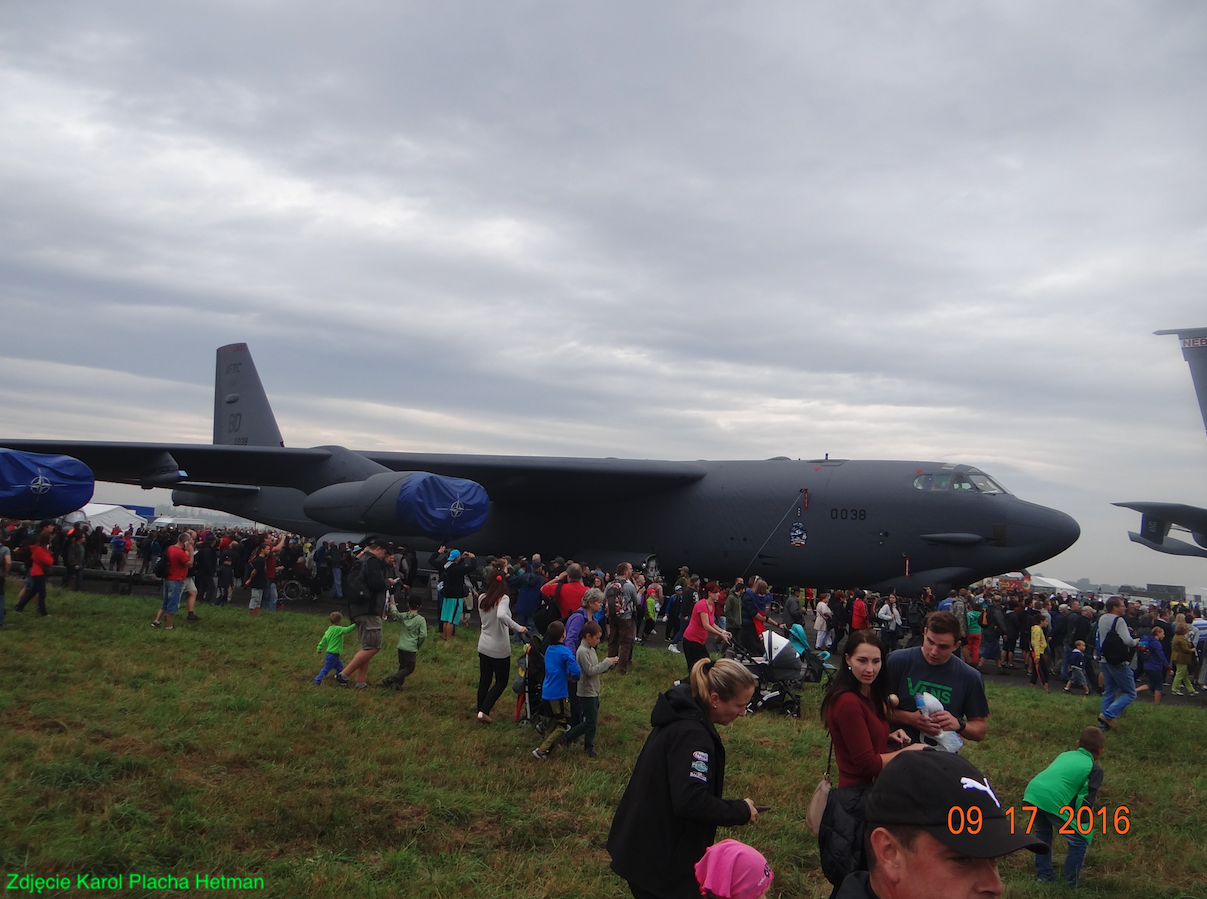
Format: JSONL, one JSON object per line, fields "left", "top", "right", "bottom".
{"left": 915, "top": 691, "right": 964, "bottom": 753}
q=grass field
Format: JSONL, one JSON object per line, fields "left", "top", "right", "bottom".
{"left": 2, "top": 586, "right": 1205, "bottom": 899}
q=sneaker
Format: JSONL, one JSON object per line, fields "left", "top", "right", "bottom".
{"left": 585, "top": 749, "right": 597, "bottom": 759}
{"left": 335, "top": 673, "right": 350, "bottom": 687}
{"left": 532, "top": 748, "right": 549, "bottom": 761}
{"left": 1097, "top": 714, "right": 1113, "bottom": 730}
{"left": 187, "top": 612, "right": 201, "bottom": 622}
{"left": 164, "top": 626, "right": 174, "bottom": 631}
{"left": 1173, "top": 688, "right": 1186, "bottom": 696}
{"left": 150, "top": 620, "right": 161, "bottom": 628}
{"left": 667, "top": 644, "right": 681, "bottom": 654}
{"left": 353, "top": 682, "right": 369, "bottom": 690}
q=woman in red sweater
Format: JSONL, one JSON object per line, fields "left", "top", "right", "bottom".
{"left": 817, "top": 631, "right": 925, "bottom": 894}
{"left": 17, "top": 533, "right": 56, "bottom": 617}
{"left": 820, "top": 630, "right": 924, "bottom": 786}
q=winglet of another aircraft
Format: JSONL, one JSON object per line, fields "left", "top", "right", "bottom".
{"left": 1154, "top": 327, "right": 1207, "bottom": 438}
{"left": 213, "top": 344, "right": 285, "bottom": 448}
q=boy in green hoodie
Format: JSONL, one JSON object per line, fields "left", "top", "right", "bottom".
{"left": 1023, "top": 725, "right": 1106, "bottom": 889}
{"left": 314, "top": 611, "right": 358, "bottom": 684}
{"left": 381, "top": 594, "right": 428, "bottom": 691}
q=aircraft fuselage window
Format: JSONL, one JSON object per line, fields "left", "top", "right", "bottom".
{"left": 952, "top": 474, "right": 974, "bottom": 491}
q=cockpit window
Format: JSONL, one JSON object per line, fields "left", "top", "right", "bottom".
{"left": 968, "top": 473, "right": 1007, "bottom": 494}
{"left": 913, "top": 473, "right": 952, "bottom": 491}
{"left": 913, "top": 472, "right": 1009, "bottom": 494}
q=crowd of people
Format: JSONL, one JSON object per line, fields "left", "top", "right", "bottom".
{"left": 5, "top": 515, "right": 1202, "bottom": 897}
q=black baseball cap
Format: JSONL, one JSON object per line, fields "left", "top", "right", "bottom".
{"left": 364, "top": 536, "right": 389, "bottom": 550}
{"left": 866, "top": 750, "right": 1048, "bottom": 858}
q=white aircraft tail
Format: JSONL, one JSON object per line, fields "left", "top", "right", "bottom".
{"left": 212, "top": 343, "right": 285, "bottom": 447}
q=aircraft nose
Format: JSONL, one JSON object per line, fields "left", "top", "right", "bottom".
{"left": 1007, "top": 501, "right": 1081, "bottom": 559}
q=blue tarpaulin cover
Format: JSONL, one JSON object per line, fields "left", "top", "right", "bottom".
{"left": 395, "top": 472, "right": 488, "bottom": 539}
{"left": 0, "top": 449, "right": 95, "bottom": 519}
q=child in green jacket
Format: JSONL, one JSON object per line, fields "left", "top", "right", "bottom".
{"left": 381, "top": 594, "right": 428, "bottom": 691}
{"left": 1023, "top": 726, "right": 1106, "bottom": 889}
{"left": 314, "top": 612, "right": 358, "bottom": 684}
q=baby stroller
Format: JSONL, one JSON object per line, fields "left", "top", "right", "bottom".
{"left": 735, "top": 629, "right": 806, "bottom": 717}
{"left": 514, "top": 632, "right": 547, "bottom": 729}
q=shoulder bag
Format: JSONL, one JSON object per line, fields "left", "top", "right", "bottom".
{"left": 806, "top": 740, "right": 833, "bottom": 835}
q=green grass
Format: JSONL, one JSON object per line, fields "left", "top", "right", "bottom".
{"left": 1, "top": 586, "right": 1205, "bottom": 898}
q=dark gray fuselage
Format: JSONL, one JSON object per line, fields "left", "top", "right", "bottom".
{"left": 174, "top": 454, "right": 1077, "bottom": 592}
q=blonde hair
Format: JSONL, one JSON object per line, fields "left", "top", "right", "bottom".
{"left": 689, "top": 658, "right": 756, "bottom": 703}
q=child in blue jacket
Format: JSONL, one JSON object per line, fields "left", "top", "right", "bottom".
{"left": 533, "top": 619, "right": 582, "bottom": 760}
{"left": 1137, "top": 626, "right": 1170, "bottom": 705}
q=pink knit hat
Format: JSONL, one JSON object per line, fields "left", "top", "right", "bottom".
{"left": 694, "top": 840, "right": 774, "bottom": 899}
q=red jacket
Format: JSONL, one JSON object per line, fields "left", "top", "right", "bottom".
{"left": 851, "top": 598, "right": 868, "bottom": 630}
{"left": 30, "top": 545, "right": 54, "bottom": 577}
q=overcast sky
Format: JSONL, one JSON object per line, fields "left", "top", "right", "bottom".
{"left": 3, "top": 1, "right": 1206, "bottom": 588}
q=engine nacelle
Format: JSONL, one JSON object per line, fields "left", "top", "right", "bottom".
{"left": 302, "top": 471, "right": 488, "bottom": 539}
{"left": 0, "top": 448, "right": 94, "bottom": 519}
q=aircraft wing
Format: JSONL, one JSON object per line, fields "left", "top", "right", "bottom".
{"left": 0, "top": 440, "right": 332, "bottom": 488}
{"left": 1113, "top": 501, "right": 1207, "bottom": 536}
{"left": 362, "top": 452, "right": 707, "bottom": 502}
{"left": 1114, "top": 501, "right": 1207, "bottom": 558}
{"left": 0, "top": 439, "right": 706, "bottom": 502}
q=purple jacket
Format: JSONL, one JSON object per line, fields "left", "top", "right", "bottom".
{"left": 1141, "top": 634, "right": 1169, "bottom": 672}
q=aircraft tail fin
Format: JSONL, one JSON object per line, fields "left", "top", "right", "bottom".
{"left": 1156, "top": 327, "right": 1207, "bottom": 439}
{"left": 213, "top": 344, "right": 285, "bottom": 447}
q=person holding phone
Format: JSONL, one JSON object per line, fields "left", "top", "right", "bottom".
{"left": 608, "top": 658, "right": 760, "bottom": 899}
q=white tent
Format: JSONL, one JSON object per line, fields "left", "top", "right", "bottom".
{"left": 1030, "top": 575, "right": 1081, "bottom": 594}
{"left": 73, "top": 503, "right": 147, "bottom": 533}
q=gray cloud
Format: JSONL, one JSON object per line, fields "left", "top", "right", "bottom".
{"left": 3, "top": 1, "right": 1207, "bottom": 587}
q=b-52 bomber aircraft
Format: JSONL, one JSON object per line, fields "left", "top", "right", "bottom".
{"left": 0, "top": 344, "right": 1079, "bottom": 593}
{"left": 1115, "top": 327, "right": 1207, "bottom": 560}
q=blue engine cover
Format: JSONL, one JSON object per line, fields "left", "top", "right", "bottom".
{"left": 0, "top": 449, "right": 95, "bottom": 519}
{"left": 395, "top": 472, "right": 489, "bottom": 539}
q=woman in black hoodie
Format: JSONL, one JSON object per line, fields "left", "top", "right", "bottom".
{"left": 607, "top": 658, "right": 760, "bottom": 899}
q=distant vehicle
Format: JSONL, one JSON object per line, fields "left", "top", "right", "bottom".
{"left": 1115, "top": 328, "right": 1207, "bottom": 560}
{"left": 149, "top": 517, "right": 209, "bottom": 531}
{"left": 0, "top": 344, "right": 1080, "bottom": 594}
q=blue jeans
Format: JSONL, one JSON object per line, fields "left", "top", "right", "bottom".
{"left": 1034, "top": 808, "right": 1089, "bottom": 888}
{"left": 264, "top": 582, "right": 278, "bottom": 612}
{"left": 314, "top": 652, "right": 344, "bottom": 683}
{"left": 331, "top": 568, "right": 343, "bottom": 599}
{"left": 1100, "top": 661, "right": 1137, "bottom": 721}
{"left": 161, "top": 580, "right": 184, "bottom": 615}
{"left": 513, "top": 610, "right": 535, "bottom": 643}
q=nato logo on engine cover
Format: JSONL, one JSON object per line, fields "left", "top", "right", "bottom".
{"left": 395, "top": 472, "right": 489, "bottom": 539}
{"left": 0, "top": 449, "right": 95, "bottom": 519}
